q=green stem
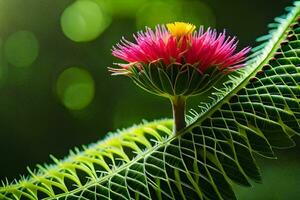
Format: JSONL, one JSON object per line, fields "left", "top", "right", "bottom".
{"left": 171, "top": 96, "right": 186, "bottom": 135}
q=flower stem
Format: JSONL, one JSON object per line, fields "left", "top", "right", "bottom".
{"left": 171, "top": 96, "right": 186, "bottom": 135}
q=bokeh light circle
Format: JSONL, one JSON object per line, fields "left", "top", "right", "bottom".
{"left": 56, "top": 67, "right": 95, "bottom": 110}
{"left": 179, "top": 1, "right": 216, "bottom": 28}
{"left": 136, "top": 1, "right": 178, "bottom": 29}
{"left": 4, "top": 30, "right": 39, "bottom": 68}
{"left": 61, "top": 0, "right": 111, "bottom": 42}
{"left": 136, "top": 0, "right": 216, "bottom": 29}
{"left": 104, "top": 0, "right": 147, "bottom": 18}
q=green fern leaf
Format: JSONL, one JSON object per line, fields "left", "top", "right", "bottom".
{"left": 1, "top": 1, "right": 300, "bottom": 200}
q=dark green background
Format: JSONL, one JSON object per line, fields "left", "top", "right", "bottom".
{"left": 0, "top": 0, "right": 299, "bottom": 199}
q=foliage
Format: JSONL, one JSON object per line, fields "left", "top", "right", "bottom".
{"left": 1, "top": 1, "right": 300, "bottom": 200}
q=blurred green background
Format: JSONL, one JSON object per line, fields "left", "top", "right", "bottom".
{"left": 0, "top": 0, "right": 299, "bottom": 198}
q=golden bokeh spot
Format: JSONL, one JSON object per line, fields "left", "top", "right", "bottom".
{"left": 166, "top": 22, "right": 196, "bottom": 38}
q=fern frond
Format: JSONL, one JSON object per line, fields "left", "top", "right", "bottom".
{"left": 0, "top": 120, "right": 173, "bottom": 199}
{"left": 1, "top": 1, "right": 300, "bottom": 200}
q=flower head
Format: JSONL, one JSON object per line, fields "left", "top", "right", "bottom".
{"left": 110, "top": 22, "right": 251, "bottom": 134}
{"left": 111, "top": 22, "right": 250, "bottom": 75}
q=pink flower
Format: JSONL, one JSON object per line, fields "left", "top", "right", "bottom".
{"left": 111, "top": 22, "right": 250, "bottom": 74}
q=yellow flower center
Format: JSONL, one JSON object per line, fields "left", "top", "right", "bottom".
{"left": 166, "top": 22, "right": 196, "bottom": 38}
